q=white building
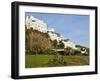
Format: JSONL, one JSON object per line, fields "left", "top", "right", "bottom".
{"left": 47, "top": 28, "right": 77, "bottom": 49}
{"left": 62, "top": 39, "right": 77, "bottom": 49}
{"left": 26, "top": 16, "right": 47, "bottom": 33}
{"left": 47, "top": 28, "right": 63, "bottom": 42}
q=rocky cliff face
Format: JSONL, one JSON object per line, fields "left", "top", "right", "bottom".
{"left": 25, "top": 28, "right": 53, "bottom": 53}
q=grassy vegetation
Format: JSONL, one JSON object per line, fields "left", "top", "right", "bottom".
{"left": 25, "top": 54, "right": 89, "bottom": 68}
{"left": 25, "top": 54, "right": 53, "bottom": 68}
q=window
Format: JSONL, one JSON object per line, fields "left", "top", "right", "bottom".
{"left": 32, "top": 20, "right": 36, "bottom": 22}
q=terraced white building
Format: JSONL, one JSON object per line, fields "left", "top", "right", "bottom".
{"left": 26, "top": 16, "right": 47, "bottom": 33}
{"left": 62, "top": 39, "right": 77, "bottom": 50}
{"left": 26, "top": 16, "right": 78, "bottom": 49}
{"left": 47, "top": 28, "right": 63, "bottom": 42}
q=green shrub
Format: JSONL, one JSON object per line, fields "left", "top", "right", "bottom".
{"left": 64, "top": 47, "right": 74, "bottom": 55}
{"left": 74, "top": 50, "right": 81, "bottom": 55}
{"left": 47, "top": 54, "right": 67, "bottom": 66}
{"left": 43, "top": 49, "right": 58, "bottom": 55}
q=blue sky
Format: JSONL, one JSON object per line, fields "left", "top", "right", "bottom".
{"left": 25, "top": 12, "right": 89, "bottom": 47}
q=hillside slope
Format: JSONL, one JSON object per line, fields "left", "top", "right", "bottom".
{"left": 25, "top": 28, "right": 53, "bottom": 53}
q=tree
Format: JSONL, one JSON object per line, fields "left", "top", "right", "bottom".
{"left": 32, "top": 44, "right": 41, "bottom": 54}
{"left": 57, "top": 41, "right": 64, "bottom": 49}
{"left": 53, "top": 40, "right": 58, "bottom": 49}
{"left": 64, "top": 47, "right": 74, "bottom": 55}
